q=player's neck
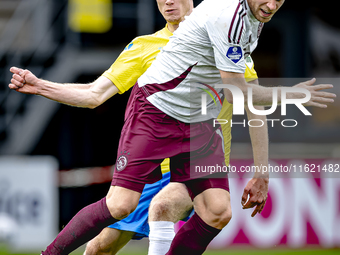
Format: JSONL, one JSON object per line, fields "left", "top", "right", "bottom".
{"left": 167, "top": 23, "right": 179, "bottom": 33}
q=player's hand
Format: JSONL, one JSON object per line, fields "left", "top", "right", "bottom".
{"left": 293, "top": 78, "right": 336, "bottom": 108}
{"left": 8, "top": 67, "right": 39, "bottom": 94}
{"left": 241, "top": 177, "right": 268, "bottom": 217}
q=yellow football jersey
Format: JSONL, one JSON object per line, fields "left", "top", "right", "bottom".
{"left": 219, "top": 55, "right": 257, "bottom": 166}
{"left": 102, "top": 26, "right": 172, "bottom": 94}
{"left": 102, "top": 26, "right": 258, "bottom": 172}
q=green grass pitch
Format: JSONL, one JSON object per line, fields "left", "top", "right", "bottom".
{"left": 0, "top": 245, "right": 339, "bottom": 255}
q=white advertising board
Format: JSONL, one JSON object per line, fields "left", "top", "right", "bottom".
{"left": 0, "top": 156, "right": 58, "bottom": 251}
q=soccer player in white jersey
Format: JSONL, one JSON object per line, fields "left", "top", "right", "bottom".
{"left": 9, "top": 0, "right": 336, "bottom": 254}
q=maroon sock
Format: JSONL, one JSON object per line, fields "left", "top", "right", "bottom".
{"left": 166, "top": 213, "right": 221, "bottom": 255}
{"left": 42, "top": 197, "right": 118, "bottom": 255}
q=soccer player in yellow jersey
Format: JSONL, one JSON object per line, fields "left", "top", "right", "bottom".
{"left": 9, "top": 1, "right": 196, "bottom": 254}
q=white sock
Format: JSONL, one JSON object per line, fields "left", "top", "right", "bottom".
{"left": 148, "top": 221, "right": 175, "bottom": 255}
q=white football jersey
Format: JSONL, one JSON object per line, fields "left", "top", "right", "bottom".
{"left": 138, "top": 0, "right": 263, "bottom": 123}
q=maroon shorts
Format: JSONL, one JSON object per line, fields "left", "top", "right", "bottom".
{"left": 184, "top": 174, "right": 230, "bottom": 200}
{"left": 111, "top": 85, "right": 228, "bottom": 195}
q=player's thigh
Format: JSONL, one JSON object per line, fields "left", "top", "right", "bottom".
{"left": 85, "top": 228, "right": 134, "bottom": 255}
{"left": 193, "top": 188, "right": 232, "bottom": 229}
{"left": 149, "top": 182, "right": 193, "bottom": 222}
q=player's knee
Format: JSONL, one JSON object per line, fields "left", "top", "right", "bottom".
{"left": 85, "top": 241, "right": 114, "bottom": 255}
{"left": 106, "top": 199, "right": 137, "bottom": 220}
{"left": 106, "top": 187, "right": 140, "bottom": 220}
{"left": 84, "top": 238, "right": 102, "bottom": 255}
{"left": 207, "top": 203, "right": 232, "bottom": 227}
{"left": 149, "top": 199, "right": 172, "bottom": 221}
{"left": 149, "top": 183, "right": 192, "bottom": 222}
{"left": 220, "top": 207, "right": 232, "bottom": 226}
{"left": 113, "top": 202, "right": 137, "bottom": 220}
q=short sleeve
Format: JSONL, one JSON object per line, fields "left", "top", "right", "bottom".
{"left": 204, "top": 6, "right": 246, "bottom": 74}
{"left": 244, "top": 55, "right": 258, "bottom": 82}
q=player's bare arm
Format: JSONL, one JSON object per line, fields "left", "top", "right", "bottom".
{"left": 220, "top": 71, "right": 336, "bottom": 108}
{"left": 242, "top": 79, "right": 269, "bottom": 217}
{"left": 8, "top": 67, "right": 119, "bottom": 109}
{"left": 242, "top": 124, "right": 269, "bottom": 217}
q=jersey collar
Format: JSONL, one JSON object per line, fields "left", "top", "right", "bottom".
{"left": 243, "top": 0, "right": 257, "bottom": 22}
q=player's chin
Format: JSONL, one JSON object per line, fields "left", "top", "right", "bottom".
{"left": 256, "top": 14, "right": 273, "bottom": 23}
{"left": 259, "top": 17, "right": 272, "bottom": 23}
{"left": 166, "top": 16, "right": 181, "bottom": 24}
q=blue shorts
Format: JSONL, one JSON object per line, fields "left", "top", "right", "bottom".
{"left": 109, "top": 172, "right": 171, "bottom": 239}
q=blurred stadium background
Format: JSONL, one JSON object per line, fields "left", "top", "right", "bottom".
{"left": 0, "top": 0, "right": 339, "bottom": 254}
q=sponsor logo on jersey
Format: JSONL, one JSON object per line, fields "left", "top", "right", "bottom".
{"left": 116, "top": 155, "right": 128, "bottom": 171}
{"left": 245, "top": 56, "right": 254, "bottom": 69}
{"left": 226, "top": 46, "right": 243, "bottom": 63}
{"left": 124, "top": 42, "right": 133, "bottom": 51}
